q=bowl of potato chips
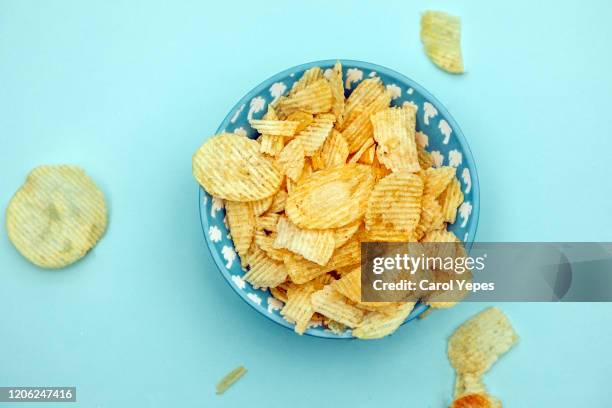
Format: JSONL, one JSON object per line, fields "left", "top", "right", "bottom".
{"left": 194, "top": 60, "right": 479, "bottom": 339}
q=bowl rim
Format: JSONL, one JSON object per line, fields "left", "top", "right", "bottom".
{"left": 197, "top": 59, "right": 480, "bottom": 339}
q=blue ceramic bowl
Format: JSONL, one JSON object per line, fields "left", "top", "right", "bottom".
{"left": 198, "top": 60, "right": 480, "bottom": 339}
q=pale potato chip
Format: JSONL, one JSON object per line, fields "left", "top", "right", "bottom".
{"left": 421, "top": 11, "right": 464, "bottom": 74}
{"left": 413, "top": 194, "right": 445, "bottom": 240}
{"left": 268, "top": 189, "right": 287, "bottom": 213}
{"left": 422, "top": 166, "right": 456, "bottom": 198}
{"left": 358, "top": 144, "right": 376, "bottom": 165}
{"left": 193, "top": 133, "right": 282, "bottom": 201}
{"left": 259, "top": 135, "right": 285, "bottom": 156}
{"left": 254, "top": 230, "right": 290, "bottom": 261}
{"left": 276, "top": 138, "right": 305, "bottom": 181}
{"left": 417, "top": 144, "right": 434, "bottom": 169}
{"left": 249, "top": 119, "right": 299, "bottom": 137}
{"left": 454, "top": 374, "right": 487, "bottom": 398}
{"left": 256, "top": 212, "right": 280, "bottom": 232}
{"left": 311, "top": 129, "right": 349, "bottom": 170}
{"left": 311, "top": 286, "right": 364, "bottom": 328}
{"left": 448, "top": 307, "right": 519, "bottom": 376}
{"left": 284, "top": 239, "right": 360, "bottom": 284}
{"left": 278, "top": 78, "right": 333, "bottom": 115}
{"left": 281, "top": 282, "right": 318, "bottom": 334}
{"left": 333, "top": 220, "right": 361, "bottom": 248}
{"left": 316, "top": 273, "right": 336, "bottom": 286}
{"left": 348, "top": 137, "right": 375, "bottom": 164}
{"left": 327, "top": 61, "right": 345, "bottom": 123}
{"left": 343, "top": 90, "right": 391, "bottom": 153}
{"left": 286, "top": 164, "right": 375, "bottom": 229}
{"left": 365, "top": 171, "right": 423, "bottom": 241}
{"left": 352, "top": 302, "right": 415, "bottom": 339}
{"left": 340, "top": 77, "right": 386, "bottom": 130}
{"left": 249, "top": 195, "right": 274, "bottom": 216}
{"left": 286, "top": 159, "right": 313, "bottom": 194}
{"left": 289, "top": 66, "right": 323, "bottom": 96}
{"left": 372, "top": 106, "right": 420, "bottom": 173}
{"left": 439, "top": 178, "right": 464, "bottom": 223}
{"left": 326, "top": 319, "right": 348, "bottom": 335}
{"left": 216, "top": 366, "right": 247, "bottom": 395}
{"left": 285, "top": 111, "right": 314, "bottom": 133}
{"left": 244, "top": 245, "right": 288, "bottom": 289}
{"left": 331, "top": 267, "right": 361, "bottom": 303}
{"left": 225, "top": 201, "right": 255, "bottom": 262}
{"left": 295, "top": 113, "right": 335, "bottom": 156}
{"left": 273, "top": 216, "right": 335, "bottom": 266}
{"left": 6, "top": 165, "right": 107, "bottom": 269}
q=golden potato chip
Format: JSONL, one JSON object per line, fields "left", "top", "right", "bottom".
{"left": 289, "top": 66, "right": 323, "bottom": 96}
{"left": 358, "top": 144, "right": 376, "bottom": 165}
{"left": 448, "top": 307, "right": 519, "bottom": 376}
{"left": 372, "top": 106, "right": 420, "bottom": 173}
{"left": 422, "top": 166, "right": 456, "bottom": 198}
{"left": 365, "top": 171, "right": 423, "bottom": 241}
{"left": 258, "top": 106, "right": 286, "bottom": 156}
{"left": 417, "top": 144, "right": 434, "bottom": 169}
{"left": 270, "top": 286, "right": 288, "bottom": 303}
{"left": 421, "top": 11, "right": 464, "bottom": 74}
{"left": 244, "top": 245, "right": 288, "bottom": 289}
{"left": 352, "top": 302, "right": 415, "bottom": 339}
{"left": 439, "top": 178, "right": 464, "bottom": 223}
{"left": 278, "top": 78, "right": 333, "bottom": 115}
{"left": 348, "top": 137, "right": 375, "bottom": 164}
{"left": 254, "top": 230, "right": 287, "bottom": 261}
{"left": 295, "top": 113, "right": 335, "bottom": 156}
{"left": 333, "top": 220, "right": 361, "bottom": 248}
{"left": 273, "top": 216, "right": 335, "bottom": 266}
{"left": 340, "top": 77, "right": 386, "bottom": 129}
{"left": 276, "top": 138, "right": 305, "bottom": 181}
{"left": 331, "top": 267, "right": 361, "bottom": 303}
{"left": 371, "top": 155, "right": 392, "bottom": 182}
{"left": 255, "top": 212, "right": 280, "bottom": 232}
{"left": 5, "top": 165, "right": 107, "bottom": 269}
{"left": 343, "top": 90, "right": 391, "bottom": 153}
{"left": 225, "top": 201, "right": 255, "bottom": 262}
{"left": 249, "top": 119, "right": 299, "bottom": 137}
{"left": 413, "top": 194, "right": 445, "bottom": 240}
{"left": 326, "top": 319, "right": 348, "bottom": 335}
{"left": 311, "top": 129, "right": 349, "bottom": 170}
{"left": 193, "top": 133, "right": 282, "bottom": 201}
{"left": 284, "top": 239, "right": 360, "bottom": 284}
{"left": 249, "top": 195, "right": 274, "bottom": 216}
{"left": 450, "top": 393, "right": 500, "bottom": 408}
{"left": 285, "top": 111, "right": 314, "bottom": 133}
{"left": 311, "top": 286, "right": 364, "bottom": 328}
{"left": 216, "top": 366, "right": 247, "bottom": 395}
{"left": 286, "top": 164, "right": 375, "bottom": 229}
{"left": 268, "top": 189, "right": 287, "bottom": 213}
{"left": 327, "top": 61, "right": 345, "bottom": 123}
{"left": 286, "top": 159, "right": 313, "bottom": 195}
{"left": 281, "top": 282, "right": 318, "bottom": 334}
{"left": 316, "top": 273, "right": 336, "bottom": 286}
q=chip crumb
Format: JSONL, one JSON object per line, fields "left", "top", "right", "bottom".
{"left": 216, "top": 366, "right": 247, "bottom": 395}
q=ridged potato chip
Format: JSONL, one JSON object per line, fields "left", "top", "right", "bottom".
{"left": 273, "top": 216, "right": 335, "bottom": 266}
{"left": 333, "top": 220, "right": 361, "bottom": 248}
{"left": 365, "top": 171, "right": 423, "bottom": 241}
{"left": 225, "top": 201, "right": 255, "bottom": 261}
{"left": 276, "top": 138, "right": 305, "bottom": 181}
{"left": 284, "top": 239, "right": 360, "bottom": 284}
{"left": 5, "top": 165, "right": 107, "bottom": 269}
{"left": 422, "top": 166, "right": 456, "bottom": 197}
{"left": 439, "top": 178, "right": 464, "bottom": 223}
{"left": 270, "top": 286, "right": 288, "bottom": 303}
{"left": 244, "top": 245, "right": 288, "bottom": 289}
{"left": 348, "top": 137, "right": 375, "bottom": 164}
{"left": 448, "top": 307, "right": 519, "bottom": 376}
{"left": 286, "top": 111, "right": 314, "bottom": 133}
{"left": 254, "top": 230, "right": 289, "bottom": 261}
{"left": 278, "top": 78, "right": 333, "bottom": 115}
{"left": 358, "top": 144, "right": 376, "bottom": 165}
{"left": 268, "top": 190, "right": 287, "bottom": 213}
{"left": 413, "top": 194, "right": 445, "bottom": 240}
{"left": 193, "top": 133, "right": 282, "bottom": 201}
{"left": 289, "top": 66, "right": 323, "bottom": 96}
{"left": 286, "top": 159, "right": 313, "bottom": 194}
{"left": 249, "top": 119, "right": 299, "bottom": 137}
{"left": 311, "top": 286, "right": 364, "bottom": 328}
{"left": 256, "top": 212, "right": 280, "bottom": 232}
{"left": 281, "top": 282, "right": 318, "bottom": 334}
{"left": 417, "top": 144, "right": 434, "bottom": 169}
{"left": 311, "top": 129, "right": 349, "bottom": 170}
{"left": 286, "top": 164, "right": 375, "bottom": 229}
{"left": 295, "top": 113, "right": 335, "bottom": 156}
{"left": 372, "top": 106, "right": 420, "bottom": 173}
{"left": 343, "top": 90, "right": 391, "bottom": 153}
{"left": 331, "top": 267, "right": 361, "bottom": 302}
{"left": 421, "top": 11, "right": 464, "bottom": 74}
{"left": 327, "top": 61, "right": 345, "bottom": 123}
{"left": 340, "top": 77, "right": 386, "bottom": 129}
{"left": 258, "top": 106, "right": 286, "bottom": 156}
{"left": 249, "top": 195, "right": 274, "bottom": 216}
{"left": 352, "top": 302, "right": 415, "bottom": 339}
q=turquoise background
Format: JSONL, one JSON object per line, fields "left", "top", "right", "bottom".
{"left": 1, "top": 0, "right": 611, "bottom": 406}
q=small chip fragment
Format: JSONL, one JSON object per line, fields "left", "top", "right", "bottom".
{"left": 225, "top": 201, "right": 255, "bottom": 262}
{"left": 420, "top": 11, "right": 464, "bottom": 74}
{"left": 439, "top": 178, "right": 464, "bottom": 223}
{"left": 216, "top": 366, "right": 247, "bottom": 395}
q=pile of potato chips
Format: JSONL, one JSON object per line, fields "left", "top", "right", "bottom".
{"left": 193, "top": 62, "right": 465, "bottom": 339}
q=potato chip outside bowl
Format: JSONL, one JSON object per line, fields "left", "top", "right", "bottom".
{"left": 198, "top": 60, "right": 480, "bottom": 339}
